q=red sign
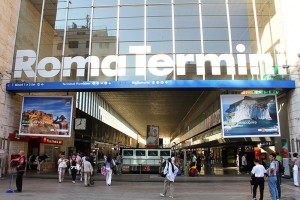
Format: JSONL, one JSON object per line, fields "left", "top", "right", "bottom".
{"left": 42, "top": 137, "right": 63, "bottom": 145}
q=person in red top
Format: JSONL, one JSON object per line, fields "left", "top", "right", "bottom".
{"left": 11, "top": 150, "right": 26, "bottom": 193}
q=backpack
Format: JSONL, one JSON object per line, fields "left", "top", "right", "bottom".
{"left": 277, "top": 161, "right": 284, "bottom": 174}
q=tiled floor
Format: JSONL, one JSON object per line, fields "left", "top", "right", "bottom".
{"left": 0, "top": 173, "right": 299, "bottom": 200}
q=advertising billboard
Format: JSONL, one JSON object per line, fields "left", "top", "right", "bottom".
{"left": 220, "top": 94, "right": 280, "bottom": 138}
{"left": 146, "top": 125, "right": 159, "bottom": 148}
{"left": 19, "top": 96, "right": 73, "bottom": 137}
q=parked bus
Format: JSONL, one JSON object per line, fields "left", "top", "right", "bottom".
{"left": 121, "top": 148, "right": 171, "bottom": 174}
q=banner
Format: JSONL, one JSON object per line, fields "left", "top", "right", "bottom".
{"left": 221, "top": 94, "right": 280, "bottom": 138}
{"left": 19, "top": 96, "right": 73, "bottom": 137}
{"left": 146, "top": 125, "right": 159, "bottom": 148}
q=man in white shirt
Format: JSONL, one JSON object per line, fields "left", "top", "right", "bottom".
{"left": 251, "top": 159, "right": 266, "bottom": 200}
{"left": 242, "top": 154, "right": 248, "bottom": 174}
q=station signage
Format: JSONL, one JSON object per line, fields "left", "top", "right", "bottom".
{"left": 6, "top": 80, "right": 295, "bottom": 92}
{"left": 13, "top": 44, "right": 288, "bottom": 79}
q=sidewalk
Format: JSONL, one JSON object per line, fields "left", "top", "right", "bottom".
{"left": 0, "top": 170, "right": 299, "bottom": 200}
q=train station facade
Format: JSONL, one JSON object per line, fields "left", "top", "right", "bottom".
{"left": 1, "top": 0, "right": 300, "bottom": 173}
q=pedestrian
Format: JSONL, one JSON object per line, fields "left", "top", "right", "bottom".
{"left": 292, "top": 152, "right": 300, "bottom": 187}
{"left": 116, "top": 153, "right": 122, "bottom": 175}
{"left": 196, "top": 154, "right": 202, "bottom": 175}
{"left": 241, "top": 153, "right": 248, "bottom": 174}
{"left": 57, "top": 153, "right": 68, "bottom": 183}
{"left": 159, "top": 156, "right": 166, "bottom": 175}
{"left": 275, "top": 156, "right": 282, "bottom": 199}
{"left": 69, "top": 154, "right": 78, "bottom": 183}
{"left": 267, "top": 153, "right": 278, "bottom": 200}
{"left": 105, "top": 154, "right": 115, "bottom": 186}
{"left": 160, "top": 158, "right": 179, "bottom": 198}
{"left": 11, "top": 150, "right": 26, "bottom": 193}
{"left": 82, "top": 156, "right": 93, "bottom": 186}
{"left": 251, "top": 159, "right": 266, "bottom": 200}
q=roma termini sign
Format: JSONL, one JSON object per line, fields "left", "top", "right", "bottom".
{"left": 14, "top": 44, "right": 288, "bottom": 79}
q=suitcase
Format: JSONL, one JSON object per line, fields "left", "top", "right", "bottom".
{"left": 189, "top": 167, "right": 197, "bottom": 177}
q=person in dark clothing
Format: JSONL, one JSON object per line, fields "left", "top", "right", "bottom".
{"left": 12, "top": 150, "right": 26, "bottom": 192}
{"left": 196, "top": 154, "right": 202, "bottom": 175}
{"left": 69, "top": 154, "right": 78, "bottom": 183}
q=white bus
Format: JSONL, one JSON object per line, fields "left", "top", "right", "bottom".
{"left": 121, "top": 148, "right": 171, "bottom": 174}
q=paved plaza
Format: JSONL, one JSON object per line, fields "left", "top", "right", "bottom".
{"left": 0, "top": 172, "right": 299, "bottom": 200}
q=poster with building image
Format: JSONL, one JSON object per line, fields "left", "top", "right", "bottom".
{"left": 19, "top": 96, "right": 73, "bottom": 137}
{"left": 146, "top": 125, "right": 159, "bottom": 148}
{"left": 220, "top": 94, "right": 280, "bottom": 138}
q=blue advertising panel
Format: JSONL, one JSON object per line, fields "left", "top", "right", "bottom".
{"left": 220, "top": 94, "right": 280, "bottom": 138}
{"left": 6, "top": 80, "right": 295, "bottom": 92}
{"left": 19, "top": 96, "right": 73, "bottom": 137}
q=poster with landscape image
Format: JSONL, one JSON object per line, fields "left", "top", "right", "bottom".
{"left": 220, "top": 94, "right": 280, "bottom": 138}
{"left": 19, "top": 96, "right": 73, "bottom": 137}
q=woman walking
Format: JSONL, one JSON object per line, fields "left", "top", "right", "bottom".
{"left": 105, "top": 154, "right": 115, "bottom": 186}
{"left": 160, "top": 158, "right": 179, "bottom": 198}
{"left": 69, "top": 154, "right": 78, "bottom": 183}
{"left": 57, "top": 153, "right": 68, "bottom": 183}
{"left": 292, "top": 153, "right": 300, "bottom": 187}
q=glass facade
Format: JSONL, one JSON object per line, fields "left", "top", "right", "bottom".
{"left": 13, "top": 0, "right": 287, "bottom": 82}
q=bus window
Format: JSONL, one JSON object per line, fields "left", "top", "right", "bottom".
{"left": 136, "top": 150, "right": 145, "bottom": 156}
{"left": 123, "top": 150, "right": 133, "bottom": 156}
{"left": 148, "top": 150, "right": 158, "bottom": 156}
{"left": 160, "top": 151, "right": 170, "bottom": 157}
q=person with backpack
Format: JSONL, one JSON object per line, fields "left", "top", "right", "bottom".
{"left": 160, "top": 158, "right": 178, "bottom": 198}
{"left": 105, "top": 154, "right": 115, "bottom": 186}
{"left": 275, "top": 156, "right": 284, "bottom": 199}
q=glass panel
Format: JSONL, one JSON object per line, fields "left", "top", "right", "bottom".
{"left": 13, "top": 0, "right": 43, "bottom": 82}
{"left": 147, "top": 29, "right": 172, "bottom": 41}
{"left": 136, "top": 150, "right": 146, "bottom": 156}
{"left": 203, "top": 41, "right": 229, "bottom": 53}
{"left": 146, "top": 41, "right": 173, "bottom": 54}
{"left": 90, "top": 6, "right": 118, "bottom": 81}
{"left": 62, "top": 7, "right": 92, "bottom": 82}
{"left": 116, "top": 55, "right": 145, "bottom": 81}
{"left": 69, "top": 0, "right": 92, "bottom": 8}
{"left": 228, "top": 3, "right": 251, "bottom": 15}
{"left": 147, "top": 0, "right": 171, "bottom": 4}
{"left": 203, "top": 28, "right": 229, "bottom": 40}
{"left": 123, "top": 150, "right": 133, "bottom": 156}
{"left": 202, "top": 4, "right": 227, "bottom": 16}
{"left": 147, "top": 17, "right": 172, "bottom": 28}
{"left": 94, "top": 0, "right": 118, "bottom": 6}
{"left": 160, "top": 151, "right": 170, "bottom": 157}
{"left": 118, "top": 42, "right": 144, "bottom": 54}
{"left": 119, "top": 30, "right": 144, "bottom": 42}
{"left": 175, "top": 40, "right": 201, "bottom": 54}
{"left": 148, "top": 151, "right": 158, "bottom": 156}
{"left": 120, "top": 17, "right": 144, "bottom": 29}
{"left": 174, "top": 0, "right": 198, "bottom": 3}
{"left": 202, "top": 16, "right": 227, "bottom": 28}
{"left": 119, "top": 5, "right": 144, "bottom": 18}
{"left": 120, "top": 0, "right": 144, "bottom": 5}
{"left": 147, "top": 5, "right": 171, "bottom": 17}
{"left": 174, "top": 16, "right": 200, "bottom": 28}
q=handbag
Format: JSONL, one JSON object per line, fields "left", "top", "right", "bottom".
{"left": 161, "top": 171, "right": 167, "bottom": 177}
{"left": 250, "top": 175, "right": 256, "bottom": 185}
{"left": 101, "top": 166, "right": 107, "bottom": 176}
{"left": 59, "top": 161, "right": 67, "bottom": 168}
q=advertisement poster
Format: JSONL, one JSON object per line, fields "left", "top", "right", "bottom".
{"left": 221, "top": 94, "right": 280, "bottom": 138}
{"left": 146, "top": 125, "right": 159, "bottom": 148}
{"left": 19, "top": 96, "right": 73, "bottom": 137}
